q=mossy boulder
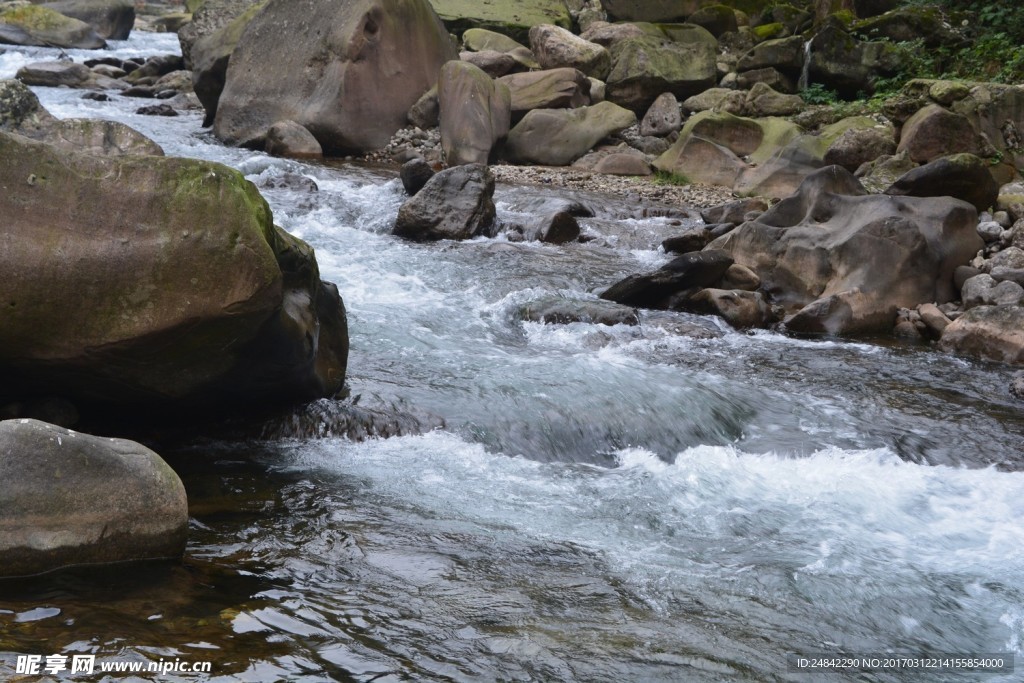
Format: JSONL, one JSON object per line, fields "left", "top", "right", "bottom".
{"left": 177, "top": 0, "right": 262, "bottom": 68}
{"left": 0, "top": 4, "right": 104, "bottom": 48}
{"left": 851, "top": 5, "right": 964, "bottom": 49}
{"left": 38, "top": 0, "right": 135, "bottom": 40}
{"left": 599, "top": 0, "right": 696, "bottom": 23}
{"left": 428, "top": 0, "right": 570, "bottom": 44}
{"left": 0, "top": 419, "right": 188, "bottom": 578}
{"left": 605, "top": 29, "right": 717, "bottom": 112}
{"left": 0, "top": 131, "right": 347, "bottom": 417}
{"left": 808, "top": 22, "right": 900, "bottom": 98}
{"left": 686, "top": 4, "right": 738, "bottom": 37}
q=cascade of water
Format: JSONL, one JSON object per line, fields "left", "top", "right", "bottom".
{"left": 798, "top": 38, "right": 813, "bottom": 91}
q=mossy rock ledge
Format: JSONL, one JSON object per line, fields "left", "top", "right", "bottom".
{"left": 0, "top": 131, "right": 348, "bottom": 421}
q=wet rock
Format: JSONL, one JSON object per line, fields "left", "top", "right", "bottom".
{"left": 400, "top": 157, "right": 435, "bottom": 196}
{"left": 214, "top": 0, "right": 457, "bottom": 154}
{"left": 81, "top": 91, "right": 109, "bottom": 101}
{"left": 516, "top": 296, "right": 639, "bottom": 326}
{"left": 688, "top": 288, "right": 775, "bottom": 329}
{"left": 886, "top": 153, "right": 999, "bottom": 213}
{"left": 123, "top": 54, "right": 185, "bottom": 83}
{"left": 0, "top": 131, "right": 348, "bottom": 413}
{"left": 0, "top": 419, "right": 188, "bottom": 578}
{"left": 661, "top": 229, "right": 709, "bottom": 254}
{"left": 600, "top": 249, "right": 734, "bottom": 310}
{"left": 939, "top": 305, "right": 1024, "bottom": 365}
{"left": 256, "top": 172, "right": 319, "bottom": 193}
{"left": 266, "top": 120, "right": 323, "bottom": 159}
{"left": 720, "top": 263, "right": 760, "bottom": 291}
{"left": 136, "top": 103, "right": 178, "bottom": 116}
{"left": 393, "top": 163, "right": 496, "bottom": 241}
{"left": 711, "top": 165, "right": 983, "bottom": 336}
{"left": 523, "top": 211, "right": 580, "bottom": 244}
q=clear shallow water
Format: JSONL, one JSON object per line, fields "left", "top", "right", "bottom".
{"left": 2, "top": 37, "right": 1024, "bottom": 682}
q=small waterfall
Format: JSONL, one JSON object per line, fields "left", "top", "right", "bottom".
{"left": 797, "top": 38, "right": 813, "bottom": 91}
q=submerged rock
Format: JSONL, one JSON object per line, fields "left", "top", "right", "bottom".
{"left": 0, "top": 419, "right": 188, "bottom": 578}
{"left": 516, "top": 297, "right": 639, "bottom": 326}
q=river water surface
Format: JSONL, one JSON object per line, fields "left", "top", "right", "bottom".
{"left": 2, "top": 33, "right": 1024, "bottom": 682}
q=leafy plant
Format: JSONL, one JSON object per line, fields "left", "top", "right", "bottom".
{"left": 652, "top": 170, "right": 691, "bottom": 186}
{"left": 800, "top": 83, "right": 841, "bottom": 105}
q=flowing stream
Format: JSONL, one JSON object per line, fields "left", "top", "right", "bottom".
{"left": 2, "top": 35, "right": 1024, "bottom": 682}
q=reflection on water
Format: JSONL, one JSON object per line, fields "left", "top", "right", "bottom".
{"left": 2, "top": 35, "right": 1024, "bottom": 683}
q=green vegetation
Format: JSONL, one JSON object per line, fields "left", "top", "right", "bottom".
{"left": 652, "top": 170, "right": 691, "bottom": 186}
{"left": 877, "top": 2, "right": 1024, "bottom": 87}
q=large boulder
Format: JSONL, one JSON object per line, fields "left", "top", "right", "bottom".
{"left": 885, "top": 153, "right": 999, "bottom": 213}
{"left": 710, "top": 166, "right": 983, "bottom": 335}
{"left": 38, "top": 0, "right": 134, "bottom": 40}
{"left": 0, "top": 419, "right": 187, "bottom": 578}
{"left": 639, "top": 91, "right": 681, "bottom": 137}
{"left": 605, "top": 29, "right": 717, "bottom": 112}
{"left": 0, "top": 4, "right": 104, "bottom": 48}
{"left": 498, "top": 67, "right": 590, "bottom": 113}
{"left": 428, "top": 0, "right": 570, "bottom": 44}
{"left": 599, "top": 0, "right": 694, "bottom": 22}
{"left": 896, "top": 104, "right": 993, "bottom": 163}
{"left": 393, "top": 163, "right": 496, "bottom": 240}
{"left": 0, "top": 132, "right": 348, "bottom": 414}
{"left": 190, "top": 1, "right": 266, "bottom": 127}
{"left": 939, "top": 305, "right": 1024, "bottom": 365}
{"left": 949, "top": 83, "right": 1024, "bottom": 171}
{"left": 807, "top": 22, "right": 899, "bottom": 98}
{"left": 1, "top": 79, "right": 164, "bottom": 156}
{"left": 529, "top": 23, "right": 610, "bottom": 80}
{"left": 214, "top": 0, "right": 458, "bottom": 154}
{"left": 503, "top": 100, "right": 636, "bottom": 166}
{"left": 438, "top": 60, "right": 511, "bottom": 166}
{"left": 737, "top": 35, "right": 806, "bottom": 73}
